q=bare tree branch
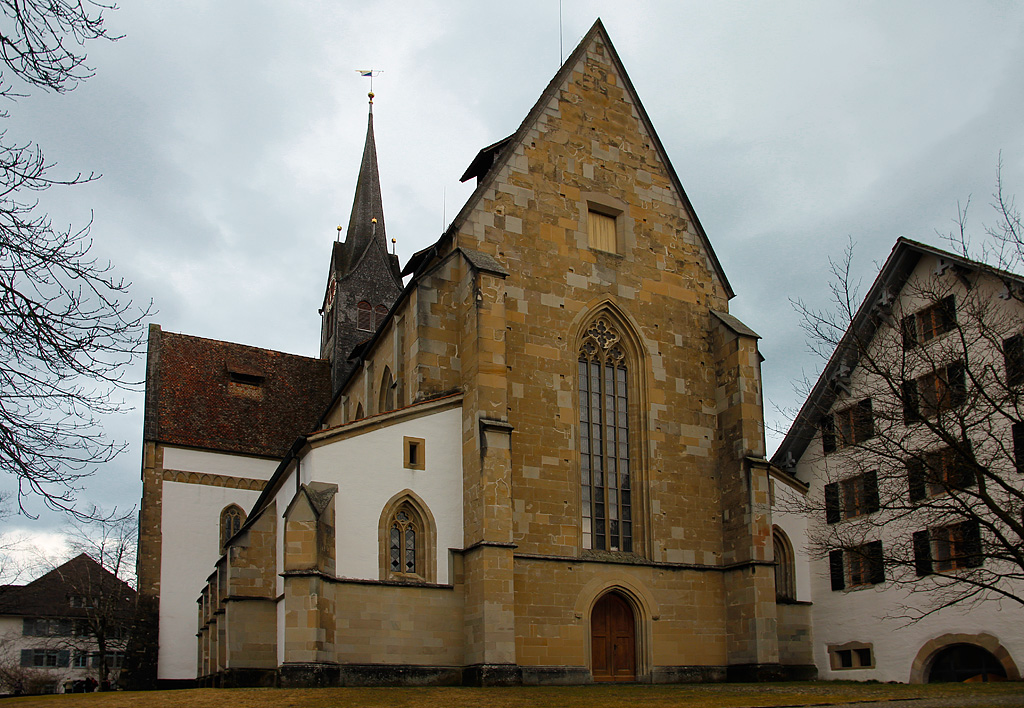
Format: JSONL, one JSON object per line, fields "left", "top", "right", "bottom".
{"left": 788, "top": 174, "right": 1024, "bottom": 621}
{"left": 0, "top": 1, "right": 147, "bottom": 518}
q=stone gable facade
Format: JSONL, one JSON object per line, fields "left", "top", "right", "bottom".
{"left": 138, "top": 20, "right": 814, "bottom": 688}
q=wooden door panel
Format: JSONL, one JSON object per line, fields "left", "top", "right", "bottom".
{"left": 591, "top": 593, "right": 636, "bottom": 682}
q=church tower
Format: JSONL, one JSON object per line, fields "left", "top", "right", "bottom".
{"left": 320, "top": 92, "right": 404, "bottom": 394}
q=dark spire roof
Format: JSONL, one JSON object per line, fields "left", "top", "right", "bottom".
{"left": 341, "top": 98, "right": 387, "bottom": 267}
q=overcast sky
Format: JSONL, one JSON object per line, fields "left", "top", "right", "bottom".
{"left": 4, "top": 1, "right": 1024, "bottom": 556}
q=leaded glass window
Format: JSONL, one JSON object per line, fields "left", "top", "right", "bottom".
{"left": 579, "top": 318, "right": 632, "bottom": 553}
{"left": 389, "top": 507, "right": 417, "bottom": 576}
{"left": 220, "top": 505, "right": 245, "bottom": 550}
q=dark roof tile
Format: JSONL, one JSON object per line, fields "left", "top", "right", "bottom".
{"left": 146, "top": 328, "right": 332, "bottom": 458}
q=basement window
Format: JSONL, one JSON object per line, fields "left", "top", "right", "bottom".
{"left": 829, "top": 643, "right": 874, "bottom": 670}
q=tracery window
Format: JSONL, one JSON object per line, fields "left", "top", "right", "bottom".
{"left": 220, "top": 505, "right": 245, "bottom": 550}
{"left": 579, "top": 317, "right": 632, "bottom": 553}
{"left": 389, "top": 506, "right": 418, "bottom": 577}
{"left": 378, "top": 493, "right": 437, "bottom": 583}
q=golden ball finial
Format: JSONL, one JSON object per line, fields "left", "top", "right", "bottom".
{"left": 368, "top": 91, "right": 374, "bottom": 102}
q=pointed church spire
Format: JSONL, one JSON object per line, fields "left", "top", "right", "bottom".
{"left": 343, "top": 92, "right": 387, "bottom": 259}
{"left": 321, "top": 90, "right": 403, "bottom": 393}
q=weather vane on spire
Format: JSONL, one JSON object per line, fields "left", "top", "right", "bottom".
{"left": 356, "top": 69, "right": 383, "bottom": 103}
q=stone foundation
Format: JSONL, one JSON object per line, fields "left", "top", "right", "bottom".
{"left": 725, "top": 663, "right": 788, "bottom": 682}
{"left": 650, "top": 665, "right": 728, "bottom": 683}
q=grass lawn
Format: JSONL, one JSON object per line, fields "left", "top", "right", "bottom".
{"left": 1, "top": 682, "right": 1021, "bottom": 708}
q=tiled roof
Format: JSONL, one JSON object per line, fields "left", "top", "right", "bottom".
{"left": 0, "top": 554, "right": 135, "bottom": 618}
{"left": 145, "top": 327, "right": 332, "bottom": 458}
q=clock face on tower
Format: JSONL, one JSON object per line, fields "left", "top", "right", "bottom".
{"left": 324, "top": 275, "right": 336, "bottom": 313}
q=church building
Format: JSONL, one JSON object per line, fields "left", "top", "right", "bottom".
{"left": 135, "top": 21, "right": 814, "bottom": 687}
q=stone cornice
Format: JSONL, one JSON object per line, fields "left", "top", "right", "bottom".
{"left": 162, "top": 469, "right": 267, "bottom": 491}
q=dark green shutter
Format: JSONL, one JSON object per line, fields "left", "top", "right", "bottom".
{"left": 902, "top": 314, "right": 918, "bottom": 349}
{"left": 908, "top": 458, "right": 926, "bottom": 502}
{"left": 825, "top": 483, "right": 841, "bottom": 524}
{"left": 939, "top": 295, "right": 956, "bottom": 331}
{"left": 829, "top": 550, "right": 845, "bottom": 591}
{"left": 856, "top": 398, "right": 874, "bottom": 442}
{"left": 863, "top": 470, "right": 880, "bottom": 514}
{"left": 867, "top": 540, "right": 885, "bottom": 584}
{"left": 1014, "top": 422, "right": 1024, "bottom": 474}
{"left": 902, "top": 380, "right": 919, "bottom": 423}
{"left": 961, "top": 520, "right": 983, "bottom": 568}
{"left": 1004, "top": 333, "right": 1024, "bottom": 387}
{"left": 821, "top": 415, "right": 836, "bottom": 454}
{"left": 913, "top": 530, "right": 933, "bottom": 576}
{"left": 57, "top": 650, "right": 70, "bottom": 668}
{"left": 955, "top": 441, "right": 976, "bottom": 489}
{"left": 948, "top": 361, "right": 967, "bottom": 407}
{"left": 20, "top": 649, "right": 31, "bottom": 667}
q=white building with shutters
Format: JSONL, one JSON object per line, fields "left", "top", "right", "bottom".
{"left": 771, "top": 237, "right": 1024, "bottom": 683}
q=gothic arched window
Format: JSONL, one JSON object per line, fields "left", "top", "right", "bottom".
{"left": 374, "top": 304, "right": 389, "bottom": 329}
{"left": 220, "top": 505, "right": 245, "bottom": 550}
{"left": 579, "top": 317, "right": 632, "bottom": 553}
{"left": 379, "top": 366, "right": 395, "bottom": 412}
{"left": 357, "top": 301, "right": 373, "bottom": 331}
{"left": 378, "top": 494, "right": 436, "bottom": 583}
{"left": 389, "top": 505, "right": 418, "bottom": 576}
{"left": 773, "top": 526, "right": 797, "bottom": 602}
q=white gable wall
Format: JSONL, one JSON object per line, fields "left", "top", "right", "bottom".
{"left": 157, "top": 447, "right": 273, "bottom": 681}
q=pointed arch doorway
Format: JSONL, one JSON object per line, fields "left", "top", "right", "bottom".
{"left": 591, "top": 592, "right": 636, "bottom": 682}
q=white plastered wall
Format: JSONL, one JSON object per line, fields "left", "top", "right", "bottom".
{"left": 157, "top": 447, "right": 276, "bottom": 681}
{"left": 770, "top": 479, "right": 813, "bottom": 603}
{"left": 162, "top": 447, "right": 279, "bottom": 480}
{"left": 300, "top": 405, "right": 463, "bottom": 584}
{"left": 269, "top": 404, "right": 463, "bottom": 665}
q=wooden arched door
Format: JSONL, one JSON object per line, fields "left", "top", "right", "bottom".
{"left": 591, "top": 592, "right": 636, "bottom": 682}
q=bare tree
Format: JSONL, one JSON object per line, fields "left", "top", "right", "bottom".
{"left": 787, "top": 174, "right": 1024, "bottom": 620}
{"left": 0, "top": 1, "right": 149, "bottom": 516}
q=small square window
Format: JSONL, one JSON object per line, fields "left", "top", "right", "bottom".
{"left": 404, "top": 437, "right": 425, "bottom": 470}
{"left": 829, "top": 643, "right": 874, "bottom": 670}
{"left": 587, "top": 211, "right": 617, "bottom": 253}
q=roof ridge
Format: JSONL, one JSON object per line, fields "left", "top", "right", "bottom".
{"left": 160, "top": 329, "right": 325, "bottom": 362}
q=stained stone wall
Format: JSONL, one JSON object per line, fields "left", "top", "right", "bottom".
{"left": 191, "top": 23, "right": 808, "bottom": 687}
{"left": 328, "top": 30, "right": 780, "bottom": 678}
